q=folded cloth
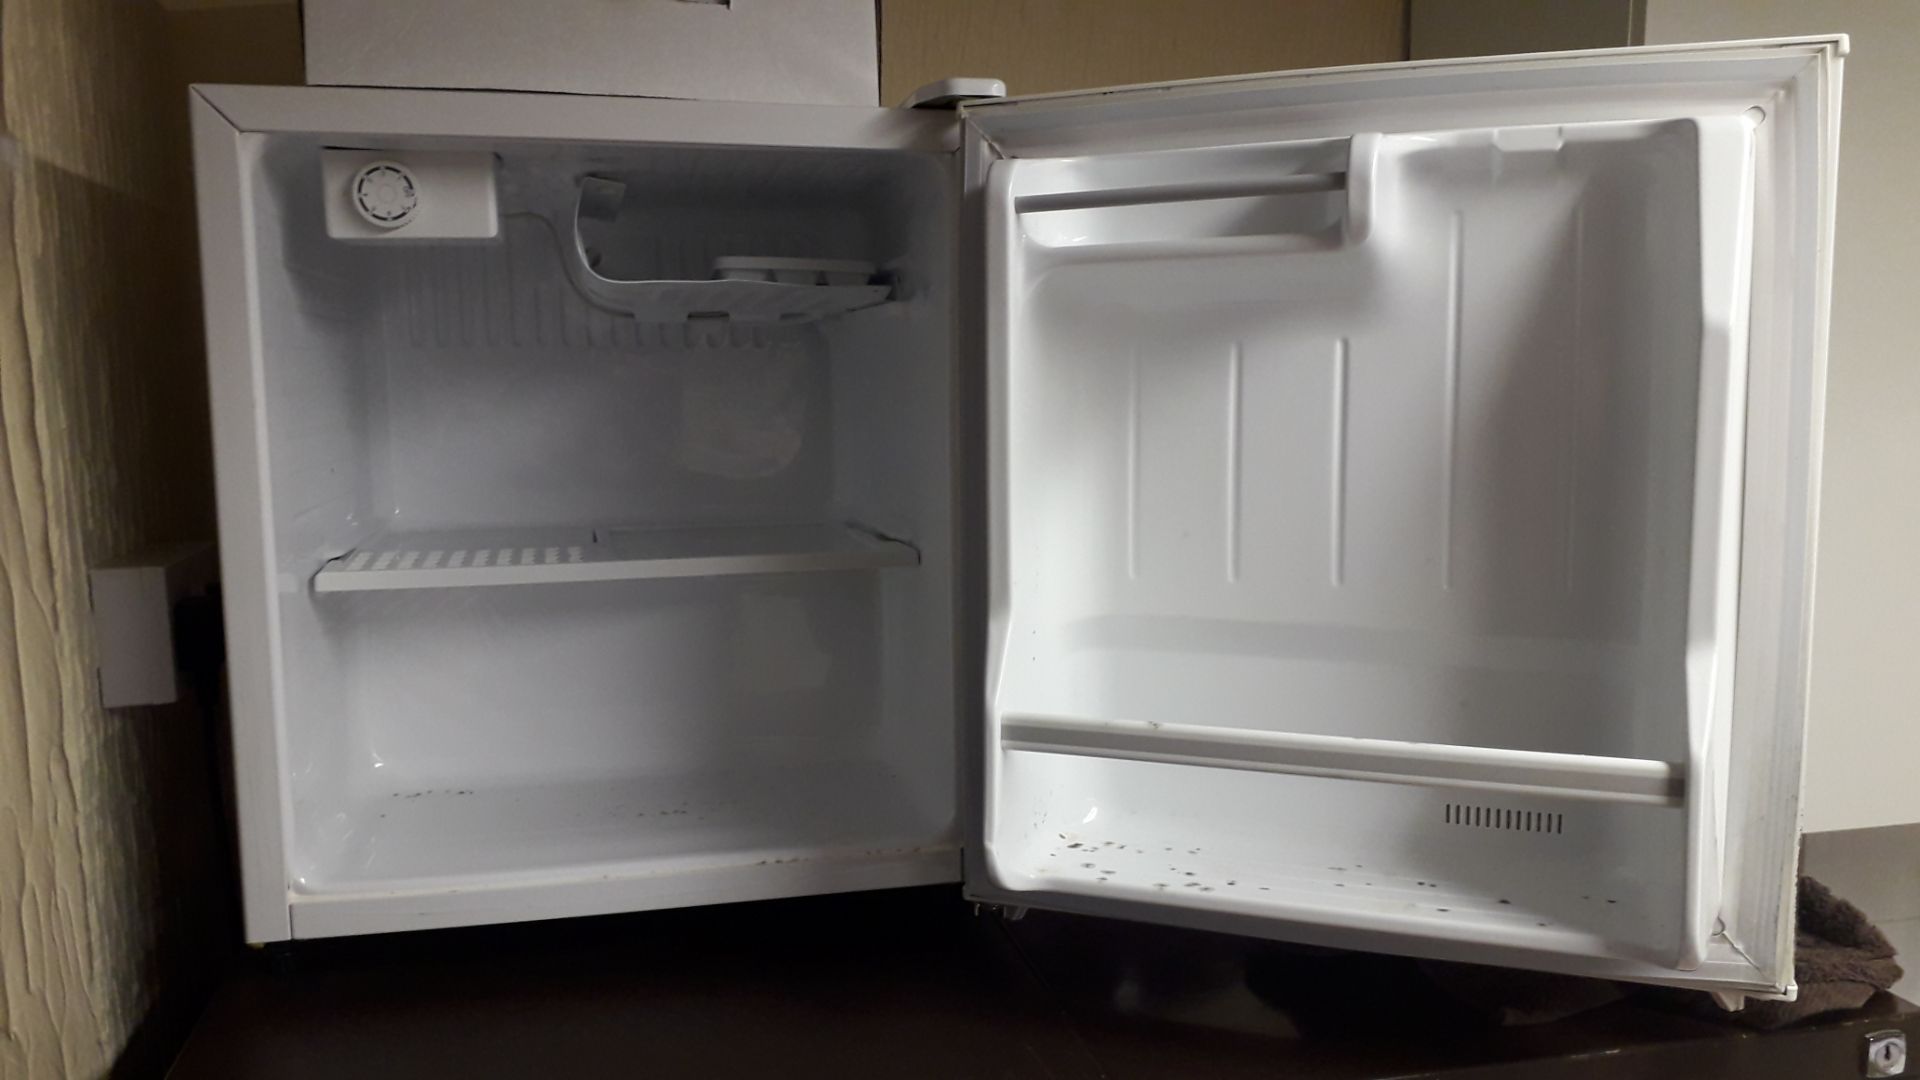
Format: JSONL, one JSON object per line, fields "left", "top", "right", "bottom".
{"left": 1727, "top": 875, "right": 1905, "bottom": 1029}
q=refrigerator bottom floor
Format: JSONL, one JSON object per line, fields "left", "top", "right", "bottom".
{"left": 281, "top": 760, "right": 958, "bottom": 938}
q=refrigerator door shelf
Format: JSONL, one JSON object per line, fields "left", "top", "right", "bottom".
{"left": 1006, "top": 133, "right": 1379, "bottom": 254}
{"left": 1001, "top": 715, "right": 1687, "bottom": 807}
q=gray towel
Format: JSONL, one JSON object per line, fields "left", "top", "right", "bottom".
{"left": 1728, "top": 875, "right": 1904, "bottom": 1029}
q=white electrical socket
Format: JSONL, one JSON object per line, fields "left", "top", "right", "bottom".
{"left": 90, "top": 542, "right": 218, "bottom": 709}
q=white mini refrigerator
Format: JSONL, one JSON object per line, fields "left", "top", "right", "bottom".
{"left": 191, "top": 37, "right": 1843, "bottom": 1004}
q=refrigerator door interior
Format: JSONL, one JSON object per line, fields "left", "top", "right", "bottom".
{"left": 971, "top": 39, "right": 1842, "bottom": 999}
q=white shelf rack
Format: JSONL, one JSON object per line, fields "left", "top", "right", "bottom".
{"left": 314, "top": 522, "right": 917, "bottom": 593}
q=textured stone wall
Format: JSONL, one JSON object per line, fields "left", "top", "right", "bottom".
{"left": 0, "top": 1, "right": 299, "bottom": 1075}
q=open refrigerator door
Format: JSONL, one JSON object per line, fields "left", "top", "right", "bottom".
{"left": 969, "top": 38, "right": 1844, "bottom": 1002}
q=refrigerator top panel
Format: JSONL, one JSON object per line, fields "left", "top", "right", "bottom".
{"left": 973, "top": 38, "right": 1843, "bottom": 998}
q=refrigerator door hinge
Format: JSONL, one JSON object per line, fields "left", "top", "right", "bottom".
{"left": 902, "top": 77, "right": 1006, "bottom": 110}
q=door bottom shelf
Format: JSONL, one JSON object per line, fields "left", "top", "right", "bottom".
{"left": 313, "top": 521, "right": 918, "bottom": 593}
{"left": 1000, "top": 714, "right": 1686, "bottom": 807}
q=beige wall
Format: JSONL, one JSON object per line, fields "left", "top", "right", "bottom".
{"left": 1645, "top": 2, "right": 1920, "bottom": 834}
{"left": 0, "top": 1, "right": 300, "bottom": 1075}
{"left": 880, "top": 0, "right": 1405, "bottom": 104}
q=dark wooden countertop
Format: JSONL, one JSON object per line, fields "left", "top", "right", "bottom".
{"left": 168, "top": 886, "right": 1917, "bottom": 1079}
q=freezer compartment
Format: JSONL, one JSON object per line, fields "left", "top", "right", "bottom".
{"left": 244, "top": 130, "right": 954, "bottom": 575}
{"left": 987, "top": 115, "right": 1755, "bottom": 973}
{"left": 569, "top": 176, "right": 894, "bottom": 324}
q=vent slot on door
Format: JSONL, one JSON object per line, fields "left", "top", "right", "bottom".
{"left": 1445, "top": 803, "right": 1564, "bottom": 834}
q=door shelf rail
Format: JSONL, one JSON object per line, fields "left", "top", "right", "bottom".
{"left": 1000, "top": 714, "right": 1686, "bottom": 807}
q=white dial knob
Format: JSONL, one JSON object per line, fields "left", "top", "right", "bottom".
{"left": 350, "top": 161, "right": 419, "bottom": 229}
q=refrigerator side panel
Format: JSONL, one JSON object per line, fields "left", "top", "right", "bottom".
{"left": 190, "top": 89, "right": 292, "bottom": 942}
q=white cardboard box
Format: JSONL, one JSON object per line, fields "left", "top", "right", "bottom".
{"left": 303, "top": 0, "right": 878, "bottom": 107}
